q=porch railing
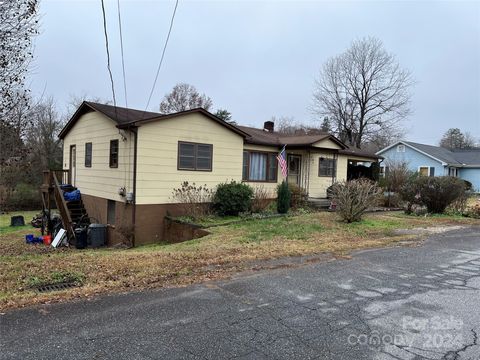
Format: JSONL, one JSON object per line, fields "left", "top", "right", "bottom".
{"left": 42, "top": 169, "right": 70, "bottom": 187}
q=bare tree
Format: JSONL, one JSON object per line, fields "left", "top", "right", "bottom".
{"left": 0, "top": 0, "right": 39, "bottom": 119}
{"left": 439, "top": 128, "right": 477, "bottom": 149}
{"left": 159, "top": 83, "right": 213, "bottom": 114}
{"left": 312, "top": 37, "right": 413, "bottom": 148}
{"left": 274, "top": 116, "right": 325, "bottom": 135}
{"left": 26, "top": 97, "right": 64, "bottom": 175}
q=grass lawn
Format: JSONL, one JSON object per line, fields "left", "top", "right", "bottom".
{"left": 0, "top": 209, "right": 479, "bottom": 311}
{"left": 0, "top": 210, "right": 39, "bottom": 235}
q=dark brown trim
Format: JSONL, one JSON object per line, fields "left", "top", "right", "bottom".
{"left": 84, "top": 142, "right": 92, "bottom": 167}
{"left": 287, "top": 153, "right": 302, "bottom": 185}
{"left": 109, "top": 139, "right": 119, "bottom": 168}
{"left": 59, "top": 102, "right": 248, "bottom": 140}
{"left": 131, "top": 127, "right": 138, "bottom": 247}
{"left": 242, "top": 150, "right": 278, "bottom": 183}
{"left": 318, "top": 157, "right": 337, "bottom": 177}
{"left": 177, "top": 141, "right": 213, "bottom": 172}
{"left": 69, "top": 144, "right": 76, "bottom": 185}
{"left": 121, "top": 108, "right": 249, "bottom": 138}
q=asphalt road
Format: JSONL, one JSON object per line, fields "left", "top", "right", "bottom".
{"left": 2, "top": 227, "right": 480, "bottom": 360}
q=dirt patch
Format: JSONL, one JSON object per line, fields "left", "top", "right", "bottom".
{"left": 392, "top": 225, "right": 466, "bottom": 236}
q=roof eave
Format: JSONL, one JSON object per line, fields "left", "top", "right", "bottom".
{"left": 120, "top": 108, "right": 249, "bottom": 138}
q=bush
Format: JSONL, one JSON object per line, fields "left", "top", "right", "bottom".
{"left": 251, "top": 185, "right": 273, "bottom": 213}
{"left": 171, "top": 181, "right": 213, "bottom": 219}
{"left": 331, "top": 179, "right": 382, "bottom": 222}
{"left": 288, "top": 184, "right": 307, "bottom": 209}
{"left": 213, "top": 181, "right": 253, "bottom": 216}
{"left": 2, "top": 183, "right": 42, "bottom": 211}
{"left": 400, "top": 176, "right": 466, "bottom": 214}
{"left": 466, "top": 202, "right": 480, "bottom": 219}
{"left": 379, "top": 161, "right": 412, "bottom": 208}
{"left": 277, "top": 181, "right": 291, "bottom": 214}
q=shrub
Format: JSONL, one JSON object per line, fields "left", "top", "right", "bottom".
{"left": 251, "top": 185, "right": 273, "bottom": 213}
{"left": 446, "top": 191, "right": 472, "bottom": 215}
{"left": 3, "top": 183, "right": 42, "bottom": 211}
{"left": 288, "top": 183, "right": 307, "bottom": 209}
{"left": 277, "top": 181, "right": 291, "bottom": 214}
{"left": 379, "top": 161, "right": 412, "bottom": 208}
{"left": 213, "top": 181, "right": 253, "bottom": 216}
{"left": 466, "top": 202, "right": 480, "bottom": 219}
{"left": 399, "top": 173, "right": 421, "bottom": 214}
{"left": 331, "top": 179, "right": 382, "bottom": 222}
{"left": 171, "top": 181, "right": 213, "bottom": 219}
{"left": 400, "top": 176, "right": 466, "bottom": 214}
{"left": 463, "top": 180, "right": 473, "bottom": 191}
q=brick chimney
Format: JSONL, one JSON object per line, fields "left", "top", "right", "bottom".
{"left": 263, "top": 121, "right": 274, "bottom": 132}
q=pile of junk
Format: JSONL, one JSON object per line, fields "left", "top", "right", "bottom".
{"left": 31, "top": 187, "right": 107, "bottom": 249}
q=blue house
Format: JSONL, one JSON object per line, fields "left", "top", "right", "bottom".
{"left": 376, "top": 141, "right": 480, "bottom": 192}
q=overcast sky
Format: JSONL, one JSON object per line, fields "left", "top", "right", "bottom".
{"left": 31, "top": 0, "right": 480, "bottom": 145}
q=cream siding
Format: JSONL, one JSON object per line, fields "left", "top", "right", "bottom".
{"left": 63, "top": 109, "right": 377, "bottom": 204}
{"left": 135, "top": 113, "right": 244, "bottom": 204}
{"left": 242, "top": 144, "right": 281, "bottom": 197}
{"left": 62, "top": 111, "right": 134, "bottom": 201}
{"left": 311, "top": 138, "right": 342, "bottom": 150}
{"left": 306, "top": 151, "right": 338, "bottom": 198}
{"left": 243, "top": 145, "right": 338, "bottom": 198}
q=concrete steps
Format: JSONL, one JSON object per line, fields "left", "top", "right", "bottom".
{"left": 307, "top": 198, "right": 331, "bottom": 210}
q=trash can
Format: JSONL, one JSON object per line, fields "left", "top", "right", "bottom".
{"left": 88, "top": 224, "right": 107, "bottom": 248}
{"left": 75, "top": 227, "right": 88, "bottom": 249}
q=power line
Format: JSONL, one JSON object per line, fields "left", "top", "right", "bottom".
{"left": 100, "top": 0, "right": 118, "bottom": 120}
{"left": 143, "top": 0, "right": 179, "bottom": 117}
{"left": 117, "top": 0, "right": 128, "bottom": 117}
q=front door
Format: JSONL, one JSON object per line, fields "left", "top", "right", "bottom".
{"left": 69, "top": 145, "right": 76, "bottom": 186}
{"left": 287, "top": 155, "right": 301, "bottom": 186}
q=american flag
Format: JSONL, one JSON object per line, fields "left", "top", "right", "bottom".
{"left": 277, "top": 145, "right": 288, "bottom": 178}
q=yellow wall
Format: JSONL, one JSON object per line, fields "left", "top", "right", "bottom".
{"left": 242, "top": 145, "right": 339, "bottom": 198}
{"left": 62, "top": 111, "right": 134, "bottom": 202}
{"left": 312, "top": 138, "right": 342, "bottom": 150}
{"left": 306, "top": 151, "right": 338, "bottom": 198}
{"left": 135, "top": 113, "right": 244, "bottom": 204}
{"left": 63, "top": 110, "right": 377, "bottom": 204}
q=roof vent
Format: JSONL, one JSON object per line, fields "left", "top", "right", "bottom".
{"left": 263, "top": 121, "right": 274, "bottom": 132}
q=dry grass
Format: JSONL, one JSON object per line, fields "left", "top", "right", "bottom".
{"left": 0, "top": 210, "right": 478, "bottom": 311}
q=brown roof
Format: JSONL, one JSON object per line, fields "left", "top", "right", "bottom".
{"left": 58, "top": 102, "right": 381, "bottom": 160}
{"left": 59, "top": 102, "right": 248, "bottom": 139}
{"left": 339, "top": 147, "right": 383, "bottom": 160}
{"left": 237, "top": 125, "right": 345, "bottom": 148}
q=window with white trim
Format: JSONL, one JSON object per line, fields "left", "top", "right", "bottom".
{"left": 419, "top": 166, "right": 435, "bottom": 177}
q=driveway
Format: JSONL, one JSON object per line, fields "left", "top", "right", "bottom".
{"left": 1, "top": 227, "right": 480, "bottom": 359}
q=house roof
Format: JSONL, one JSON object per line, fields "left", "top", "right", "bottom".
{"left": 59, "top": 102, "right": 248, "bottom": 139}
{"left": 58, "top": 102, "right": 381, "bottom": 160}
{"left": 450, "top": 150, "right": 480, "bottom": 166}
{"left": 237, "top": 125, "right": 381, "bottom": 159}
{"left": 238, "top": 125, "right": 342, "bottom": 147}
{"left": 377, "top": 141, "right": 480, "bottom": 167}
{"left": 339, "top": 147, "right": 384, "bottom": 159}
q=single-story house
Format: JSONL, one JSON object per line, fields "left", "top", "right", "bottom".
{"left": 57, "top": 102, "right": 381, "bottom": 245}
{"left": 376, "top": 141, "right": 480, "bottom": 191}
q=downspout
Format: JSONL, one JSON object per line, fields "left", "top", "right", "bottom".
{"left": 131, "top": 126, "right": 138, "bottom": 247}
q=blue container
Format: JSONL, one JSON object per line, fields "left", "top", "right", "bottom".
{"left": 25, "top": 234, "right": 34, "bottom": 243}
{"left": 34, "top": 237, "right": 43, "bottom": 244}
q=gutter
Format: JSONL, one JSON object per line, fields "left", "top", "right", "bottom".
{"left": 130, "top": 126, "right": 138, "bottom": 247}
